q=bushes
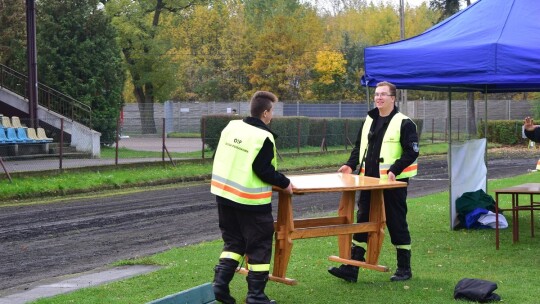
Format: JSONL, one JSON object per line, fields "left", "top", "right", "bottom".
{"left": 200, "top": 115, "right": 244, "bottom": 150}
{"left": 270, "top": 117, "right": 310, "bottom": 149}
{"left": 477, "top": 120, "right": 525, "bottom": 145}
{"left": 201, "top": 116, "right": 525, "bottom": 151}
{"left": 201, "top": 115, "right": 411, "bottom": 150}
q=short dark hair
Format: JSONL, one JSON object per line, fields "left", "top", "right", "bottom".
{"left": 250, "top": 91, "right": 278, "bottom": 118}
{"left": 376, "top": 81, "right": 397, "bottom": 97}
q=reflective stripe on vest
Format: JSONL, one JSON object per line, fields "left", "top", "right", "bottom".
{"left": 211, "top": 174, "right": 272, "bottom": 200}
{"left": 359, "top": 112, "right": 418, "bottom": 179}
{"left": 211, "top": 120, "right": 276, "bottom": 205}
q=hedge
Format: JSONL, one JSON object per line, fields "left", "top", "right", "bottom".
{"left": 202, "top": 115, "right": 424, "bottom": 151}
{"left": 477, "top": 119, "right": 526, "bottom": 145}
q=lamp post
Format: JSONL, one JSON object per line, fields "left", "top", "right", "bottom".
{"left": 26, "top": 0, "right": 38, "bottom": 128}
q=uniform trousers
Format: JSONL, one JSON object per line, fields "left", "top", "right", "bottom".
{"left": 353, "top": 182, "right": 411, "bottom": 246}
{"left": 217, "top": 203, "right": 274, "bottom": 265}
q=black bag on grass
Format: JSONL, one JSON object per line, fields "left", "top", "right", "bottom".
{"left": 454, "top": 278, "right": 501, "bottom": 302}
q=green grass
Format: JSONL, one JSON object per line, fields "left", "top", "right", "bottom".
{"left": 30, "top": 172, "right": 539, "bottom": 303}
{"left": 0, "top": 141, "right": 501, "bottom": 203}
{"left": 166, "top": 132, "right": 201, "bottom": 138}
{"left": 100, "top": 146, "right": 207, "bottom": 159}
{"left": 0, "top": 150, "right": 355, "bottom": 202}
{"left": 100, "top": 139, "right": 459, "bottom": 159}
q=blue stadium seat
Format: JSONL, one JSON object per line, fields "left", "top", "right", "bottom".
{"left": 17, "top": 128, "right": 36, "bottom": 143}
{"left": 0, "top": 127, "right": 11, "bottom": 143}
{"left": 6, "top": 127, "right": 23, "bottom": 142}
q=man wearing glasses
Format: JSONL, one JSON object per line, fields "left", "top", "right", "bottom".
{"left": 328, "top": 81, "right": 419, "bottom": 282}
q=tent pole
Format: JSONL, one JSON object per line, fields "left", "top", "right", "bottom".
{"left": 448, "top": 88, "right": 453, "bottom": 230}
{"left": 484, "top": 86, "right": 488, "bottom": 193}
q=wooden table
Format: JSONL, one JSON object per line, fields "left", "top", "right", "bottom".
{"left": 267, "top": 172, "right": 406, "bottom": 285}
{"left": 494, "top": 183, "right": 540, "bottom": 249}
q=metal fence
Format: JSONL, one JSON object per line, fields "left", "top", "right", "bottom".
{"left": 122, "top": 99, "right": 533, "bottom": 138}
{"left": 0, "top": 99, "right": 535, "bottom": 178}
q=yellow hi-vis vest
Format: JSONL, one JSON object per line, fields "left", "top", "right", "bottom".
{"left": 359, "top": 112, "right": 418, "bottom": 179}
{"left": 211, "top": 120, "right": 277, "bottom": 205}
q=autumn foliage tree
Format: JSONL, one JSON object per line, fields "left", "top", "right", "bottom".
{"left": 0, "top": 0, "right": 26, "bottom": 68}
{"left": 311, "top": 50, "right": 347, "bottom": 100}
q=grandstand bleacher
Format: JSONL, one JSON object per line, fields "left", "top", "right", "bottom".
{"left": 0, "top": 115, "right": 53, "bottom": 157}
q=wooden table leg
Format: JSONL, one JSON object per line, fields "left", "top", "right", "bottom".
{"left": 529, "top": 194, "right": 534, "bottom": 238}
{"left": 337, "top": 190, "right": 356, "bottom": 259}
{"left": 513, "top": 194, "right": 519, "bottom": 243}
{"left": 495, "top": 193, "right": 500, "bottom": 250}
{"left": 366, "top": 189, "right": 386, "bottom": 265}
{"left": 271, "top": 191, "right": 296, "bottom": 285}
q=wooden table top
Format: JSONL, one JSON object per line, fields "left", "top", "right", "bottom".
{"left": 276, "top": 173, "right": 407, "bottom": 194}
{"left": 494, "top": 183, "right": 540, "bottom": 194}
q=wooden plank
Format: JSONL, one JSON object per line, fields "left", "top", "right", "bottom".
{"left": 328, "top": 256, "right": 389, "bottom": 272}
{"left": 274, "top": 173, "right": 407, "bottom": 194}
{"left": 146, "top": 282, "right": 216, "bottom": 304}
{"left": 495, "top": 183, "right": 540, "bottom": 194}
{"left": 290, "top": 222, "right": 379, "bottom": 239}
{"left": 291, "top": 216, "right": 347, "bottom": 229}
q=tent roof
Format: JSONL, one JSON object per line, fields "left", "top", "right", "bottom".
{"left": 362, "top": 0, "right": 540, "bottom": 92}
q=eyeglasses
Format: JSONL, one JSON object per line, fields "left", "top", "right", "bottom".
{"left": 374, "top": 92, "right": 394, "bottom": 97}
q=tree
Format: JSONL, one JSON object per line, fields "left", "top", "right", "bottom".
{"left": 245, "top": 0, "right": 324, "bottom": 100}
{"left": 311, "top": 49, "right": 347, "bottom": 100}
{"left": 0, "top": 0, "right": 27, "bottom": 68}
{"left": 106, "top": 0, "right": 206, "bottom": 133}
{"left": 165, "top": 1, "right": 249, "bottom": 101}
{"left": 429, "top": 0, "right": 459, "bottom": 23}
{"left": 36, "top": 0, "right": 124, "bottom": 144}
{"left": 340, "top": 33, "right": 366, "bottom": 100}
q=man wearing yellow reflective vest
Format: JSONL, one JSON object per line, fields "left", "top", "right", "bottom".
{"left": 523, "top": 116, "right": 540, "bottom": 170}
{"left": 211, "top": 91, "right": 293, "bottom": 304}
{"left": 328, "top": 81, "right": 419, "bottom": 283}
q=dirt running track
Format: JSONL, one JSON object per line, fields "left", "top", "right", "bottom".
{"left": 0, "top": 150, "right": 537, "bottom": 294}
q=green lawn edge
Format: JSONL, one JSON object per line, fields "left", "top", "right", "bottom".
{"left": 31, "top": 172, "right": 540, "bottom": 304}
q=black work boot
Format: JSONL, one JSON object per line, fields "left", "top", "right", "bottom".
{"left": 327, "top": 246, "right": 366, "bottom": 283}
{"left": 245, "top": 271, "right": 276, "bottom": 304}
{"left": 390, "top": 249, "right": 412, "bottom": 282}
{"left": 213, "top": 259, "right": 238, "bottom": 304}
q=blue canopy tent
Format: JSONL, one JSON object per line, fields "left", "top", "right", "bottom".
{"left": 361, "top": 0, "right": 540, "bottom": 229}
{"left": 362, "top": 0, "right": 540, "bottom": 92}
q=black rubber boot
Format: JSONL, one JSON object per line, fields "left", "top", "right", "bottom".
{"left": 390, "top": 249, "right": 412, "bottom": 282}
{"left": 327, "top": 246, "right": 366, "bottom": 283}
{"left": 245, "top": 271, "right": 276, "bottom": 304}
{"left": 213, "top": 259, "right": 238, "bottom": 304}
